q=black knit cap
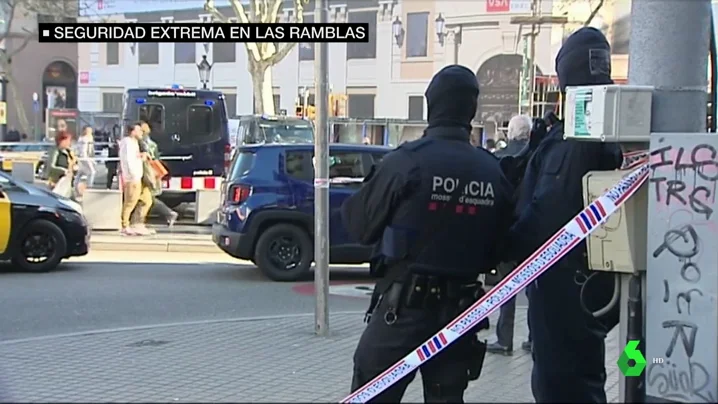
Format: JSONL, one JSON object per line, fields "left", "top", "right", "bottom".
{"left": 425, "top": 65, "right": 480, "bottom": 130}
{"left": 555, "top": 27, "right": 613, "bottom": 91}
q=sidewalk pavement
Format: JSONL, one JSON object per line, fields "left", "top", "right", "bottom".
{"left": 90, "top": 229, "right": 220, "bottom": 254}
{"left": 0, "top": 308, "right": 620, "bottom": 403}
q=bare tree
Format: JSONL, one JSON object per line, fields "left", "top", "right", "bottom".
{"left": 204, "top": 0, "right": 309, "bottom": 115}
{"left": 583, "top": 0, "right": 605, "bottom": 26}
{"left": 558, "top": 0, "right": 610, "bottom": 27}
{"left": 1, "top": 0, "right": 88, "bottom": 134}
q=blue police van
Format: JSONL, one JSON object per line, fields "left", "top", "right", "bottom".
{"left": 122, "top": 86, "right": 231, "bottom": 208}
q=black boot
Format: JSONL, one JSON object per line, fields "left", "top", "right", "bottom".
{"left": 521, "top": 340, "right": 532, "bottom": 352}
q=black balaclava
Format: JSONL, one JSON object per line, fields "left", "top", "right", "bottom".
{"left": 424, "top": 65, "right": 480, "bottom": 131}
{"left": 556, "top": 27, "right": 613, "bottom": 91}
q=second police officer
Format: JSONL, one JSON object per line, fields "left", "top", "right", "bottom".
{"left": 341, "top": 65, "right": 515, "bottom": 403}
{"left": 508, "top": 27, "right": 624, "bottom": 403}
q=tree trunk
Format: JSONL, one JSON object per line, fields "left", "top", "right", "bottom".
{"left": 5, "top": 71, "right": 31, "bottom": 135}
{"left": 249, "top": 60, "right": 276, "bottom": 115}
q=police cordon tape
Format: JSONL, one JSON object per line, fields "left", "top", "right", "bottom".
{"left": 340, "top": 162, "right": 650, "bottom": 404}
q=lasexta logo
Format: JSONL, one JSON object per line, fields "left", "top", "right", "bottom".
{"left": 617, "top": 340, "right": 647, "bottom": 376}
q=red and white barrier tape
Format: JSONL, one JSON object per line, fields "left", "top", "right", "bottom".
{"left": 340, "top": 163, "right": 650, "bottom": 403}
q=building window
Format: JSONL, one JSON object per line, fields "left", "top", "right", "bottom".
{"left": 299, "top": 14, "right": 314, "bottom": 61}
{"left": 138, "top": 43, "right": 159, "bottom": 65}
{"left": 213, "top": 42, "right": 236, "bottom": 63}
{"left": 106, "top": 43, "right": 119, "bottom": 65}
{"left": 348, "top": 94, "right": 375, "bottom": 119}
{"left": 224, "top": 93, "right": 237, "bottom": 118}
{"left": 102, "top": 93, "right": 123, "bottom": 113}
{"left": 406, "top": 12, "right": 429, "bottom": 58}
{"left": 175, "top": 43, "right": 196, "bottom": 64}
{"left": 347, "top": 11, "right": 377, "bottom": 60}
{"left": 408, "top": 96, "right": 424, "bottom": 120}
{"left": 274, "top": 94, "right": 281, "bottom": 113}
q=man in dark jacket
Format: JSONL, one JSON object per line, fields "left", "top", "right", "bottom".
{"left": 341, "top": 65, "right": 515, "bottom": 403}
{"left": 487, "top": 114, "right": 533, "bottom": 355}
{"left": 508, "top": 27, "right": 623, "bottom": 403}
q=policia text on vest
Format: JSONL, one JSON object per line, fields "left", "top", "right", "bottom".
{"left": 431, "top": 176, "right": 495, "bottom": 207}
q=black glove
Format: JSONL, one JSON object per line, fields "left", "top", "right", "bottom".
{"left": 530, "top": 117, "right": 548, "bottom": 150}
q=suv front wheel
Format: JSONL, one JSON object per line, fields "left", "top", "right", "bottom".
{"left": 254, "top": 223, "right": 312, "bottom": 281}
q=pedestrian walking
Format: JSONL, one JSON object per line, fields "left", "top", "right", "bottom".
{"left": 341, "top": 65, "right": 516, "bottom": 403}
{"left": 136, "top": 122, "right": 178, "bottom": 227}
{"left": 106, "top": 139, "right": 119, "bottom": 189}
{"left": 46, "top": 131, "right": 77, "bottom": 198}
{"left": 119, "top": 122, "right": 154, "bottom": 236}
{"left": 507, "top": 27, "right": 624, "bottom": 403}
{"left": 74, "top": 126, "right": 97, "bottom": 197}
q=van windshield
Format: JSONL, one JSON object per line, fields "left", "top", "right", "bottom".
{"left": 259, "top": 121, "right": 313, "bottom": 144}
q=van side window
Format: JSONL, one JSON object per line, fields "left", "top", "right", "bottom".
{"left": 187, "top": 105, "right": 213, "bottom": 141}
{"left": 139, "top": 104, "right": 164, "bottom": 132}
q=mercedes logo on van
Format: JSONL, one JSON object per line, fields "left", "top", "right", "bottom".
{"left": 171, "top": 134, "right": 180, "bottom": 142}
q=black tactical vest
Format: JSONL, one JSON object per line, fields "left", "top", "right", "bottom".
{"left": 379, "top": 128, "right": 513, "bottom": 280}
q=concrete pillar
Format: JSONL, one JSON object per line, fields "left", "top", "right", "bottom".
{"left": 626, "top": 0, "right": 715, "bottom": 402}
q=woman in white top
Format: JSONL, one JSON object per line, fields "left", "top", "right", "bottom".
{"left": 74, "top": 126, "right": 97, "bottom": 194}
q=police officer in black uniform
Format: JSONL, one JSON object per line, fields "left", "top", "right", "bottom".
{"left": 508, "top": 28, "right": 623, "bottom": 403}
{"left": 341, "top": 65, "right": 515, "bottom": 403}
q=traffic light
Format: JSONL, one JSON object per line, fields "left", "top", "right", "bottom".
{"left": 328, "top": 93, "right": 347, "bottom": 117}
{"left": 295, "top": 105, "right": 304, "bottom": 118}
{"left": 306, "top": 105, "right": 316, "bottom": 120}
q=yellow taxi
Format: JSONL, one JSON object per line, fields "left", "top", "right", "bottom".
{"left": 0, "top": 171, "right": 89, "bottom": 272}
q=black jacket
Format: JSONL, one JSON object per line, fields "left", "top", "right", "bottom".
{"left": 508, "top": 122, "right": 622, "bottom": 264}
{"left": 495, "top": 138, "right": 528, "bottom": 158}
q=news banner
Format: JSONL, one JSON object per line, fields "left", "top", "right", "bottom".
{"left": 38, "top": 22, "right": 369, "bottom": 43}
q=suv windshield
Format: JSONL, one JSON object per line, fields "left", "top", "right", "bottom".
{"left": 259, "top": 121, "right": 313, "bottom": 144}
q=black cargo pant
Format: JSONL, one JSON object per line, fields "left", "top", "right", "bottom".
{"left": 495, "top": 289, "right": 531, "bottom": 348}
{"left": 351, "top": 283, "right": 477, "bottom": 403}
{"left": 527, "top": 262, "right": 614, "bottom": 403}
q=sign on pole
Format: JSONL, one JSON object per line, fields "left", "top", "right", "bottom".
{"left": 0, "top": 101, "right": 7, "bottom": 125}
{"left": 486, "top": 0, "right": 531, "bottom": 13}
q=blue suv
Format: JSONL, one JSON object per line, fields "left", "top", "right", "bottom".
{"left": 213, "top": 143, "right": 391, "bottom": 281}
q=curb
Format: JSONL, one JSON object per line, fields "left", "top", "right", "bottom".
{"left": 0, "top": 311, "right": 365, "bottom": 345}
{"left": 91, "top": 239, "right": 221, "bottom": 254}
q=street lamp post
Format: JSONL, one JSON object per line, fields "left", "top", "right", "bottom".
{"left": 32, "top": 92, "right": 40, "bottom": 141}
{"left": 435, "top": 13, "right": 463, "bottom": 65}
{"left": 392, "top": 16, "right": 405, "bottom": 48}
{"left": 197, "top": 55, "right": 213, "bottom": 90}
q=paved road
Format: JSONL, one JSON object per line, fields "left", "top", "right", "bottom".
{"left": 0, "top": 251, "right": 371, "bottom": 341}
{"left": 0, "top": 310, "right": 621, "bottom": 403}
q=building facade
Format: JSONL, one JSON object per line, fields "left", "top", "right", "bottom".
{"left": 77, "top": 0, "right": 567, "bottom": 127}
{"left": 1, "top": 3, "right": 78, "bottom": 139}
